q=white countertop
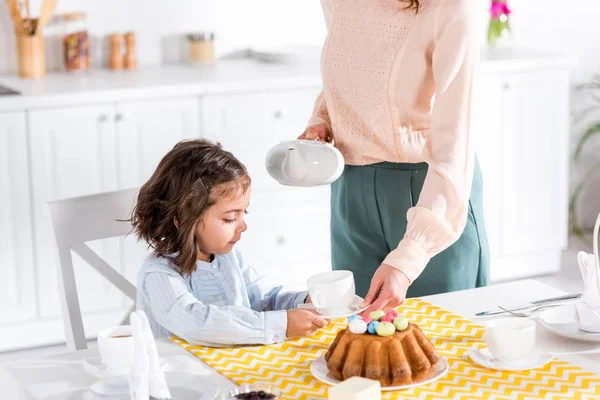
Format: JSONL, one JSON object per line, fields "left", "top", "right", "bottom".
{"left": 0, "top": 48, "right": 576, "bottom": 113}
{"left": 1, "top": 279, "right": 598, "bottom": 399}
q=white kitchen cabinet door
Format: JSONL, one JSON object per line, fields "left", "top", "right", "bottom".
{"left": 236, "top": 187, "right": 332, "bottom": 286}
{"left": 0, "top": 112, "right": 37, "bottom": 325}
{"left": 202, "top": 88, "right": 321, "bottom": 190}
{"left": 499, "top": 71, "right": 570, "bottom": 257}
{"left": 28, "top": 105, "right": 124, "bottom": 319}
{"left": 114, "top": 97, "right": 202, "bottom": 286}
{"left": 472, "top": 72, "right": 505, "bottom": 261}
{"left": 115, "top": 97, "right": 201, "bottom": 190}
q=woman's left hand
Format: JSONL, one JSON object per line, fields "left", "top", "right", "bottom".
{"left": 360, "top": 264, "right": 410, "bottom": 316}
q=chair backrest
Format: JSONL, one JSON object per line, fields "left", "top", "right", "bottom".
{"left": 48, "top": 187, "right": 139, "bottom": 246}
{"left": 47, "top": 187, "right": 141, "bottom": 351}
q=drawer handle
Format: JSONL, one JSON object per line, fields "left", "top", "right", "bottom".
{"left": 273, "top": 109, "right": 287, "bottom": 119}
{"left": 276, "top": 236, "right": 286, "bottom": 245}
{"left": 115, "top": 112, "right": 130, "bottom": 122}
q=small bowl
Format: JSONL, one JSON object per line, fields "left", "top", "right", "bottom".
{"left": 229, "top": 383, "right": 282, "bottom": 399}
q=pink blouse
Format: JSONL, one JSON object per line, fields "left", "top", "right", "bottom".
{"left": 308, "top": 0, "right": 480, "bottom": 283}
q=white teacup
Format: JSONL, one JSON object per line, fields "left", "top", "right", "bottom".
{"left": 483, "top": 318, "right": 536, "bottom": 363}
{"left": 97, "top": 325, "right": 134, "bottom": 371}
{"left": 307, "top": 270, "right": 355, "bottom": 316}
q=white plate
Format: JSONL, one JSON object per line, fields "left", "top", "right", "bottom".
{"left": 265, "top": 140, "right": 344, "bottom": 187}
{"left": 538, "top": 304, "right": 600, "bottom": 342}
{"left": 297, "top": 295, "right": 368, "bottom": 319}
{"left": 89, "top": 371, "right": 219, "bottom": 399}
{"left": 310, "top": 355, "right": 449, "bottom": 391}
{"left": 83, "top": 357, "right": 168, "bottom": 378}
{"left": 468, "top": 347, "right": 553, "bottom": 371}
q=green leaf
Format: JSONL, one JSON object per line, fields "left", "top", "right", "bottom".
{"left": 574, "top": 122, "right": 600, "bottom": 160}
{"left": 568, "top": 182, "right": 586, "bottom": 242}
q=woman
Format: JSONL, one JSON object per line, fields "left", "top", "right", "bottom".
{"left": 299, "top": 0, "right": 490, "bottom": 314}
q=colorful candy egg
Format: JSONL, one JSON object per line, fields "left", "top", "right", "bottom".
{"left": 347, "top": 315, "right": 361, "bottom": 323}
{"left": 369, "top": 310, "right": 385, "bottom": 321}
{"left": 376, "top": 321, "right": 396, "bottom": 337}
{"left": 393, "top": 316, "right": 409, "bottom": 331}
{"left": 367, "top": 321, "right": 380, "bottom": 334}
{"left": 348, "top": 319, "right": 368, "bottom": 334}
{"left": 381, "top": 314, "right": 396, "bottom": 323}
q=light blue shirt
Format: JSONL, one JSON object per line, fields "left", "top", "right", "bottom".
{"left": 136, "top": 249, "right": 308, "bottom": 347}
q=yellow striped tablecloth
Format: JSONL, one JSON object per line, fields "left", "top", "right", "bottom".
{"left": 171, "top": 299, "right": 600, "bottom": 399}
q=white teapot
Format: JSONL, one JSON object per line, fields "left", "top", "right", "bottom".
{"left": 265, "top": 140, "right": 344, "bottom": 187}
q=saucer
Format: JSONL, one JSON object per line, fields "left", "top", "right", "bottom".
{"left": 468, "top": 347, "right": 554, "bottom": 371}
{"left": 89, "top": 371, "right": 219, "bottom": 399}
{"left": 83, "top": 357, "right": 168, "bottom": 378}
{"left": 297, "top": 295, "right": 368, "bottom": 319}
{"left": 310, "top": 355, "right": 449, "bottom": 391}
{"left": 538, "top": 304, "right": 600, "bottom": 342}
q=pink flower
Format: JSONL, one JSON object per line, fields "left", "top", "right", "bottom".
{"left": 490, "top": 1, "right": 511, "bottom": 19}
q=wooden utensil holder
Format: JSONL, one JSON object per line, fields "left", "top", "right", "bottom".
{"left": 16, "top": 35, "right": 46, "bottom": 78}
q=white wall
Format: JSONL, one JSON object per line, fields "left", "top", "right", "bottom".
{"left": 0, "top": 0, "right": 327, "bottom": 72}
{"left": 1, "top": 0, "right": 599, "bottom": 227}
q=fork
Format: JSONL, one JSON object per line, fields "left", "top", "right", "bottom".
{"left": 497, "top": 304, "right": 561, "bottom": 318}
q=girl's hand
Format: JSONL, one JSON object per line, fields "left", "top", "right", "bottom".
{"left": 298, "top": 124, "right": 329, "bottom": 142}
{"left": 286, "top": 309, "right": 329, "bottom": 338}
{"left": 304, "top": 295, "right": 312, "bottom": 304}
{"left": 360, "top": 264, "right": 410, "bottom": 316}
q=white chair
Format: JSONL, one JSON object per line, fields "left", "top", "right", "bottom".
{"left": 48, "top": 188, "right": 140, "bottom": 351}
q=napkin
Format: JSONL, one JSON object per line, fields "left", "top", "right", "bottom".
{"left": 574, "top": 211, "right": 600, "bottom": 333}
{"left": 129, "top": 310, "right": 171, "bottom": 399}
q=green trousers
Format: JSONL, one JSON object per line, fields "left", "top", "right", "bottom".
{"left": 330, "top": 160, "right": 490, "bottom": 298}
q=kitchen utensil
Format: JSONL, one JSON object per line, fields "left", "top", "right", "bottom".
{"left": 36, "top": 0, "right": 58, "bottom": 35}
{"left": 265, "top": 139, "right": 344, "bottom": 187}
{"left": 16, "top": 34, "right": 45, "bottom": 78}
{"left": 475, "top": 293, "right": 582, "bottom": 317}
{"left": 468, "top": 347, "right": 553, "bottom": 371}
{"left": 497, "top": 304, "right": 563, "bottom": 318}
{"left": 7, "top": 0, "right": 26, "bottom": 35}
{"left": 310, "top": 355, "right": 449, "bottom": 391}
{"left": 538, "top": 304, "right": 600, "bottom": 342}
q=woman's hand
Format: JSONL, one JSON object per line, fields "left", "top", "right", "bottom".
{"left": 298, "top": 124, "right": 329, "bottom": 142}
{"left": 286, "top": 309, "right": 329, "bottom": 338}
{"left": 360, "top": 264, "right": 410, "bottom": 316}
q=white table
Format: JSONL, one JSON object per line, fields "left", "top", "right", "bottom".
{"left": 2, "top": 279, "right": 599, "bottom": 399}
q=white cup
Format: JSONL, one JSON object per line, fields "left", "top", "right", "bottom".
{"left": 483, "top": 318, "right": 536, "bottom": 362}
{"left": 97, "top": 325, "right": 134, "bottom": 371}
{"left": 307, "top": 270, "right": 355, "bottom": 315}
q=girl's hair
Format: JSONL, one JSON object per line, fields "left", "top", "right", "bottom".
{"left": 130, "top": 139, "right": 250, "bottom": 276}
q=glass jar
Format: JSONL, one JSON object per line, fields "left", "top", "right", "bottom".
{"left": 187, "top": 32, "right": 215, "bottom": 64}
{"left": 62, "top": 13, "right": 90, "bottom": 72}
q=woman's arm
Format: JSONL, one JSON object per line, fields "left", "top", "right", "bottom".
{"left": 306, "top": 0, "right": 334, "bottom": 134}
{"left": 383, "top": 0, "right": 479, "bottom": 283}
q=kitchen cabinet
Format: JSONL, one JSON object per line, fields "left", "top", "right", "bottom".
{"left": 0, "top": 112, "right": 36, "bottom": 326}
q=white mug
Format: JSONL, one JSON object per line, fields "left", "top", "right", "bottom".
{"left": 483, "top": 318, "right": 536, "bottom": 362}
{"left": 97, "top": 325, "right": 134, "bottom": 371}
{"left": 307, "top": 270, "right": 355, "bottom": 315}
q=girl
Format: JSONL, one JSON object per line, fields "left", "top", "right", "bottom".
{"left": 132, "top": 139, "right": 328, "bottom": 347}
